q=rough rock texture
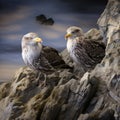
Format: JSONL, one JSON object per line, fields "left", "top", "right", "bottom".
{"left": 97, "top": 0, "right": 120, "bottom": 45}
{"left": 0, "top": 0, "right": 120, "bottom": 120}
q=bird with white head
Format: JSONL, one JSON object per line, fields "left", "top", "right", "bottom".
{"left": 21, "top": 32, "right": 53, "bottom": 71}
{"left": 65, "top": 26, "right": 105, "bottom": 72}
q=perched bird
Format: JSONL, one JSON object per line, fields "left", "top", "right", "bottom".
{"left": 65, "top": 26, "right": 105, "bottom": 73}
{"left": 21, "top": 32, "right": 71, "bottom": 72}
{"left": 21, "top": 32, "right": 53, "bottom": 71}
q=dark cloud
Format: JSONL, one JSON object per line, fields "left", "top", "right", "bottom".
{"left": 61, "top": 0, "right": 108, "bottom": 13}
{"left": 0, "top": 0, "right": 107, "bottom": 14}
{"left": 0, "top": 0, "right": 40, "bottom": 13}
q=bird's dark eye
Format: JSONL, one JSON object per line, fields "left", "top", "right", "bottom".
{"left": 25, "top": 37, "right": 32, "bottom": 40}
{"left": 71, "top": 29, "right": 80, "bottom": 34}
{"left": 71, "top": 31, "right": 75, "bottom": 34}
{"left": 29, "top": 37, "right": 32, "bottom": 39}
{"left": 25, "top": 37, "right": 29, "bottom": 40}
{"left": 73, "top": 29, "right": 80, "bottom": 33}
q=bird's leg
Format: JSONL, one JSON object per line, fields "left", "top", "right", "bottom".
{"left": 73, "top": 63, "right": 78, "bottom": 72}
{"left": 36, "top": 72, "right": 47, "bottom": 87}
{"left": 73, "top": 63, "right": 86, "bottom": 77}
{"left": 35, "top": 71, "right": 42, "bottom": 86}
{"left": 42, "top": 73, "right": 47, "bottom": 86}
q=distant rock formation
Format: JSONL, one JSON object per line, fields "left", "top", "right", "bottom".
{"left": 0, "top": 0, "right": 120, "bottom": 119}
{"left": 36, "top": 14, "right": 54, "bottom": 25}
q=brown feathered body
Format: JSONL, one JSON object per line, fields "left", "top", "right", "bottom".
{"left": 65, "top": 26, "right": 105, "bottom": 72}
{"left": 42, "top": 46, "right": 72, "bottom": 69}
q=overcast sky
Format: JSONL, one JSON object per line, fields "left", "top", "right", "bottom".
{"left": 0, "top": 0, "right": 107, "bottom": 13}
{"left": 0, "top": 0, "right": 108, "bottom": 52}
{"left": 0, "top": 0, "right": 108, "bottom": 81}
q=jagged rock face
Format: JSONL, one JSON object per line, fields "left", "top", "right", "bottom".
{"left": 0, "top": 0, "right": 120, "bottom": 120}
{"left": 93, "top": 0, "right": 120, "bottom": 86}
{"left": 89, "top": 0, "right": 120, "bottom": 119}
{"left": 0, "top": 67, "right": 91, "bottom": 120}
{"left": 97, "top": 0, "right": 120, "bottom": 45}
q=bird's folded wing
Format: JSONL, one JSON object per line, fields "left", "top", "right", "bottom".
{"left": 43, "top": 46, "right": 71, "bottom": 69}
{"left": 74, "top": 42, "right": 96, "bottom": 67}
{"left": 82, "top": 40, "right": 105, "bottom": 62}
{"left": 33, "top": 52, "right": 53, "bottom": 71}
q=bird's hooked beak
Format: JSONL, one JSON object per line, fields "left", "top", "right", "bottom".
{"left": 33, "top": 37, "right": 43, "bottom": 43}
{"left": 65, "top": 33, "right": 72, "bottom": 40}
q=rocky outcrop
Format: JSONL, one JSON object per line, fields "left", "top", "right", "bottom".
{"left": 0, "top": 0, "right": 120, "bottom": 120}
{"left": 97, "top": 0, "right": 120, "bottom": 45}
